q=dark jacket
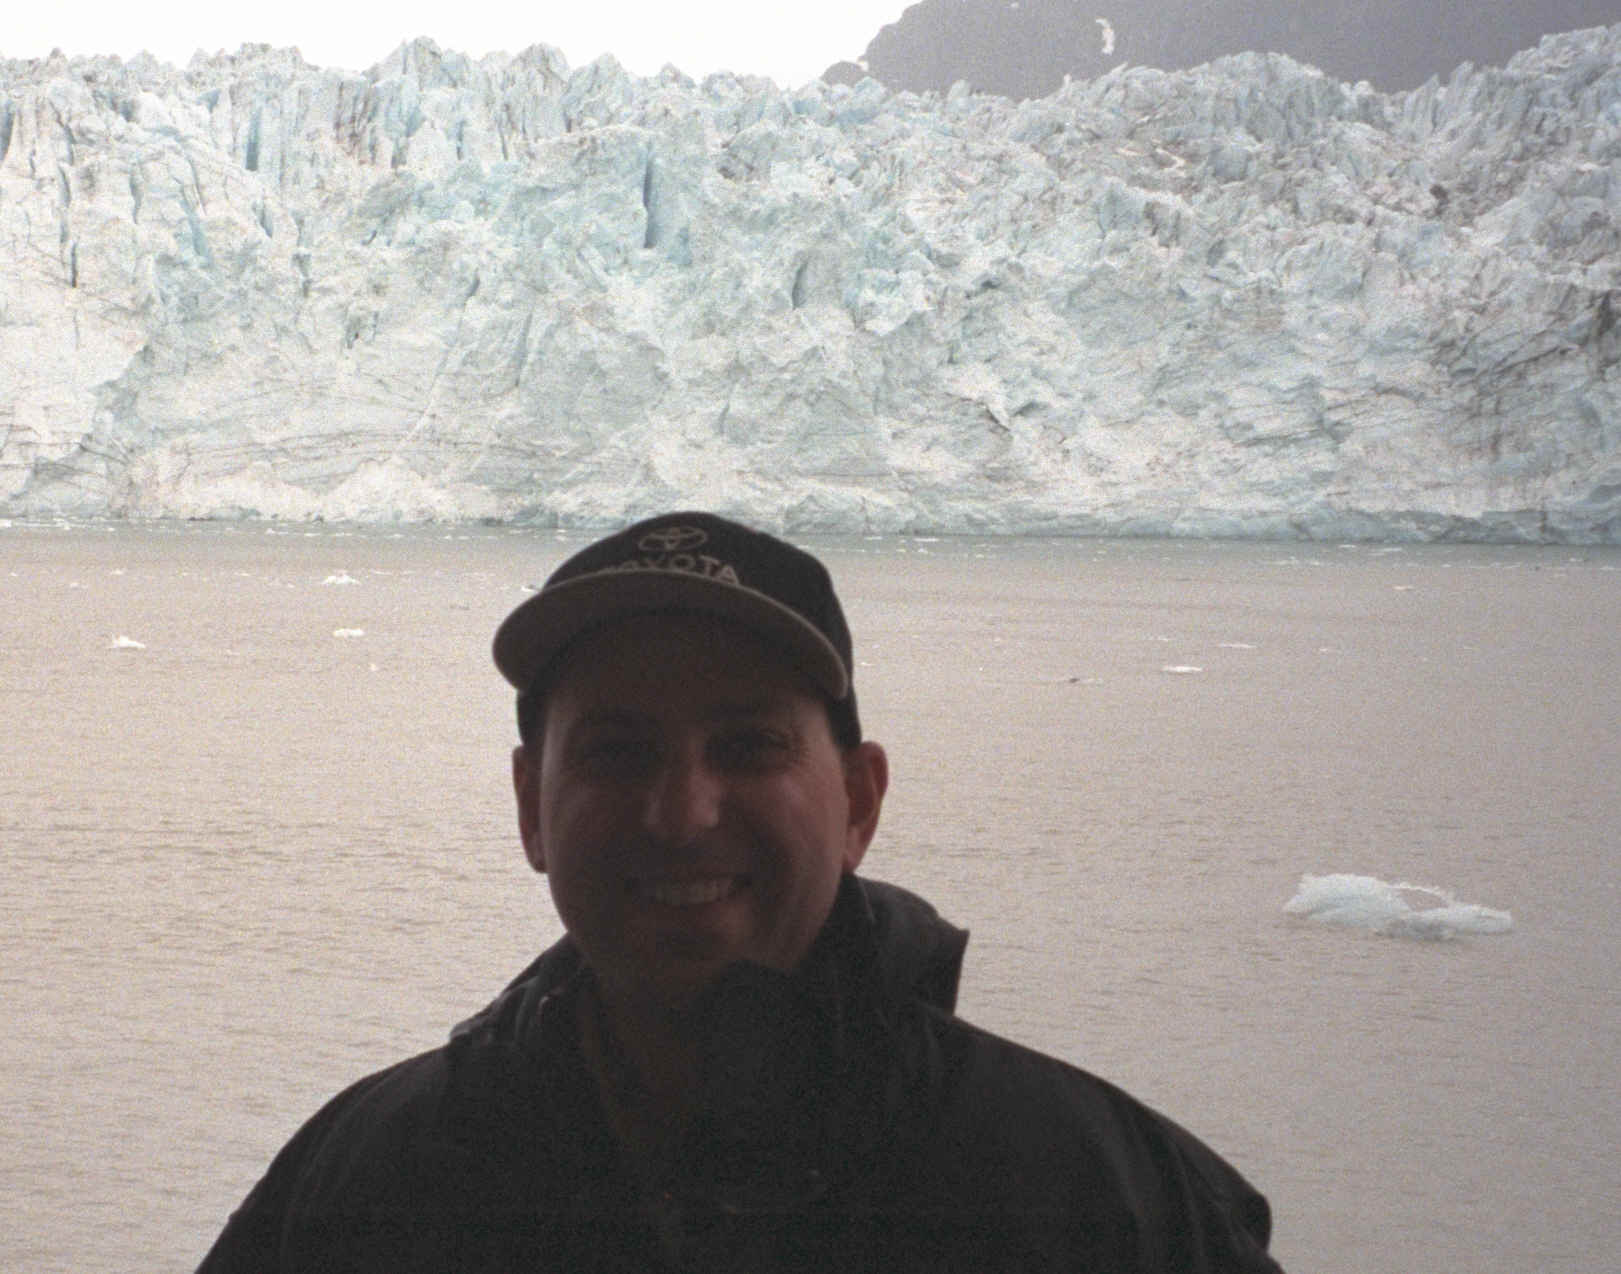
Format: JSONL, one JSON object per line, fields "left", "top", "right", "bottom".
{"left": 198, "top": 876, "right": 1281, "bottom": 1272}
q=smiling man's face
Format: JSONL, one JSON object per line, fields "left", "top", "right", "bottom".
{"left": 513, "top": 612, "right": 886, "bottom": 1020}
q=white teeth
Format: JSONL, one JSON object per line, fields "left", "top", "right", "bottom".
{"left": 641, "top": 877, "right": 740, "bottom": 907}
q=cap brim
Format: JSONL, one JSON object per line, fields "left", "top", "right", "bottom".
{"left": 492, "top": 570, "right": 850, "bottom": 700}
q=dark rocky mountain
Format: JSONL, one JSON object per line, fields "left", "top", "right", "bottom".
{"left": 824, "top": 0, "right": 1621, "bottom": 96}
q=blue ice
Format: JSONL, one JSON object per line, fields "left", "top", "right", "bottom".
{"left": 1284, "top": 873, "right": 1513, "bottom": 940}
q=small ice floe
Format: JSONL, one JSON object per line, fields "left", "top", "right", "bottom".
{"left": 1161, "top": 665, "right": 1203, "bottom": 675}
{"left": 109, "top": 635, "right": 146, "bottom": 650}
{"left": 1284, "top": 873, "right": 1513, "bottom": 940}
{"left": 332, "top": 628, "right": 366, "bottom": 639}
{"left": 322, "top": 572, "right": 359, "bottom": 586}
{"left": 1218, "top": 642, "right": 1256, "bottom": 650}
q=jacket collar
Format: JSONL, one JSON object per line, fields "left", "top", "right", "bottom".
{"left": 449, "top": 874, "right": 969, "bottom": 1046}
{"left": 438, "top": 876, "right": 969, "bottom": 1213}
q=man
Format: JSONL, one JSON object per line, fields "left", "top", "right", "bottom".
{"left": 199, "top": 511, "right": 1282, "bottom": 1272}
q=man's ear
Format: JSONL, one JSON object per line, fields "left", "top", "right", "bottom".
{"left": 512, "top": 745, "right": 546, "bottom": 874}
{"left": 840, "top": 740, "right": 888, "bottom": 873}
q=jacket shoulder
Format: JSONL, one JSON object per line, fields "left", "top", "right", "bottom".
{"left": 196, "top": 1045, "right": 471, "bottom": 1272}
{"left": 893, "top": 1011, "right": 1282, "bottom": 1273}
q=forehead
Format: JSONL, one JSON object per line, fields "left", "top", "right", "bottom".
{"left": 545, "top": 612, "right": 819, "bottom": 711}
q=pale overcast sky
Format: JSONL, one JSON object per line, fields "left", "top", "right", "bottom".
{"left": 3, "top": 0, "right": 910, "bottom": 85}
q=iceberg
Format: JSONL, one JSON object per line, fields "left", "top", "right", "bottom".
{"left": 1283, "top": 873, "right": 1514, "bottom": 940}
{"left": 1, "top": 30, "right": 1618, "bottom": 539}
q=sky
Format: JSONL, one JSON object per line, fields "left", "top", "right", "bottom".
{"left": 3, "top": 0, "right": 911, "bottom": 85}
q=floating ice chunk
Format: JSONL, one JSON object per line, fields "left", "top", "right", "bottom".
{"left": 322, "top": 572, "right": 359, "bottom": 586}
{"left": 332, "top": 628, "right": 366, "bottom": 638}
{"left": 110, "top": 635, "right": 146, "bottom": 649}
{"left": 1161, "top": 665, "right": 1203, "bottom": 674}
{"left": 1284, "top": 873, "right": 1513, "bottom": 940}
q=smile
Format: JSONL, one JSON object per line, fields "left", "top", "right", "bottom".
{"left": 636, "top": 876, "right": 747, "bottom": 907}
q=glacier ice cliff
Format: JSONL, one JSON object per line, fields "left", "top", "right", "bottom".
{"left": 1, "top": 30, "right": 1619, "bottom": 540}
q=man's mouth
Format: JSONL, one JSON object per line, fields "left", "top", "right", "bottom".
{"left": 635, "top": 876, "right": 748, "bottom": 908}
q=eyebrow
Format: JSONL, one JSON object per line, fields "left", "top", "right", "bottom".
{"left": 566, "top": 709, "right": 649, "bottom": 733}
{"left": 701, "top": 698, "right": 794, "bottom": 723}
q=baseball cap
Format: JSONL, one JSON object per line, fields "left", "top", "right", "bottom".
{"left": 493, "top": 512, "right": 860, "bottom": 741}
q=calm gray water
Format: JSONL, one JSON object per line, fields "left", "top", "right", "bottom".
{"left": 4, "top": 521, "right": 1618, "bottom": 1273}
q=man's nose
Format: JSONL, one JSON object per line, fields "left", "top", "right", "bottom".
{"left": 641, "top": 749, "right": 724, "bottom": 846}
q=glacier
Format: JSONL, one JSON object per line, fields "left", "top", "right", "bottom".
{"left": 1, "top": 30, "right": 1619, "bottom": 540}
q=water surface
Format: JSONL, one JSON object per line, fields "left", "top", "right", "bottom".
{"left": 3, "top": 522, "right": 1617, "bottom": 1272}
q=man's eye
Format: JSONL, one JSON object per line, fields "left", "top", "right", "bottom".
{"left": 576, "top": 739, "right": 656, "bottom": 776}
{"left": 711, "top": 729, "right": 791, "bottom": 769}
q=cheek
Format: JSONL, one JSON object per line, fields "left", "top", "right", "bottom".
{"left": 540, "top": 847, "right": 615, "bottom": 938}
{"left": 535, "top": 792, "right": 610, "bottom": 888}
{"left": 765, "top": 781, "right": 854, "bottom": 872}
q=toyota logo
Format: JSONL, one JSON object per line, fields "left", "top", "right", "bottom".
{"left": 638, "top": 526, "right": 709, "bottom": 553}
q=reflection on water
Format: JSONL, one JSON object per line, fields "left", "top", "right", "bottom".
{"left": 3, "top": 522, "right": 1618, "bottom": 1274}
